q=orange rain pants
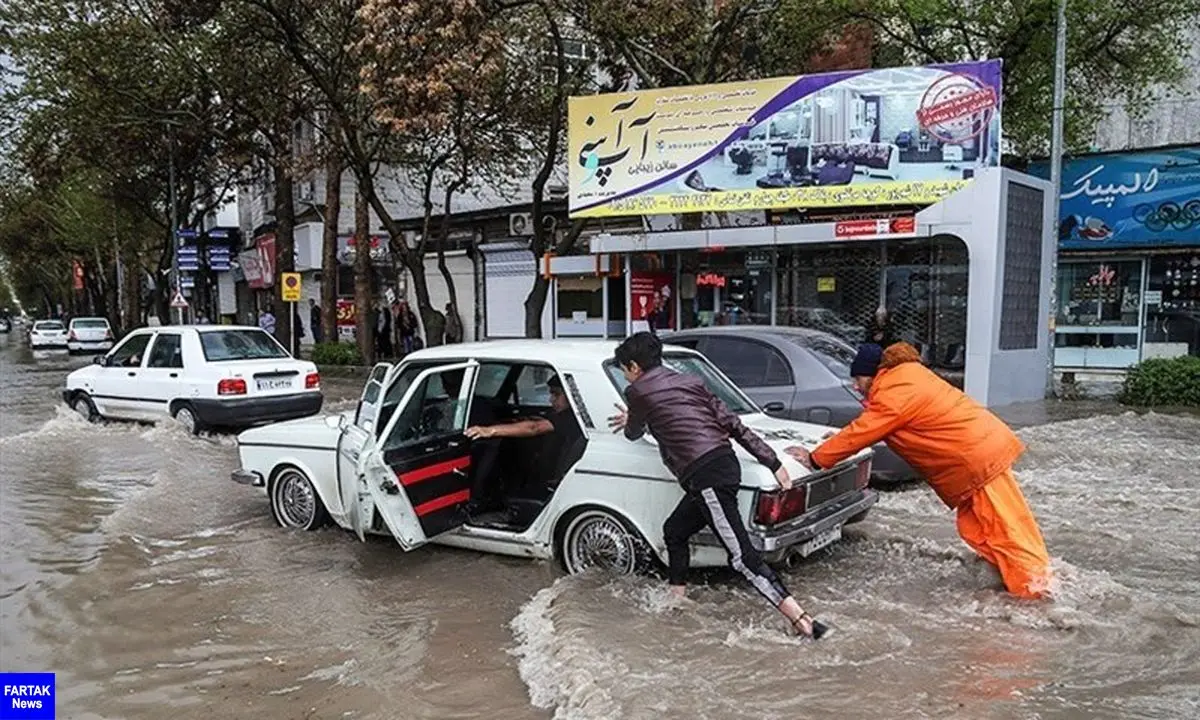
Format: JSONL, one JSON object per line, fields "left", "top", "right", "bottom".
{"left": 955, "top": 469, "right": 1052, "bottom": 599}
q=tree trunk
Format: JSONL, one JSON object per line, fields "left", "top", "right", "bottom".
{"left": 273, "top": 164, "right": 297, "bottom": 355}
{"left": 320, "top": 156, "right": 342, "bottom": 345}
{"left": 353, "top": 186, "right": 375, "bottom": 364}
{"left": 436, "top": 185, "right": 461, "bottom": 343}
{"left": 523, "top": 272, "right": 551, "bottom": 338}
{"left": 123, "top": 248, "right": 140, "bottom": 335}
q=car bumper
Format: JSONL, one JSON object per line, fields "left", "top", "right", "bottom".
{"left": 751, "top": 489, "right": 879, "bottom": 559}
{"left": 190, "top": 392, "right": 324, "bottom": 428}
{"left": 32, "top": 338, "right": 68, "bottom": 347}
{"left": 231, "top": 468, "right": 266, "bottom": 487}
{"left": 67, "top": 340, "right": 113, "bottom": 352}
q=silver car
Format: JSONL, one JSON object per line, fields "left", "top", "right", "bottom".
{"left": 663, "top": 326, "right": 917, "bottom": 487}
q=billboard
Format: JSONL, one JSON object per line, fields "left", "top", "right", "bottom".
{"left": 568, "top": 61, "right": 1002, "bottom": 219}
{"left": 1028, "top": 146, "right": 1200, "bottom": 250}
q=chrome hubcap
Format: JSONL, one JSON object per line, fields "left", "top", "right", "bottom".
{"left": 276, "top": 472, "right": 316, "bottom": 528}
{"left": 175, "top": 408, "right": 195, "bottom": 433}
{"left": 73, "top": 398, "right": 91, "bottom": 419}
{"left": 568, "top": 515, "right": 636, "bottom": 575}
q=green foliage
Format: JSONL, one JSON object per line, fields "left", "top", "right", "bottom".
{"left": 1119, "top": 356, "right": 1200, "bottom": 407}
{"left": 311, "top": 341, "right": 364, "bottom": 366}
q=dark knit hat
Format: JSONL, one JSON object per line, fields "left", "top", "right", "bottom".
{"left": 849, "top": 343, "right": 884, "bottom": 377}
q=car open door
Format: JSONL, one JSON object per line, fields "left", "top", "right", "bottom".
{"left": 354, "top": 362, "right": 394, "bottom": 432}
{"left": 354, "top": 360, "right": 479, "bottom": 550}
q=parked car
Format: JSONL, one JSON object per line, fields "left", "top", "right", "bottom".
{"left": 0, "top": 309, "right": 11, "bottom": 333}
{"left": 62, "top": 325, "right": 323, "bottom": 434}
{"left": 229, "top": 340, "right": 877, "bottom": 575}
{"left": 662, "top": 326, "right": 918, "bottom": 487}
{"left": 29, "top": 320, "right": 69, "bottom": 349}
{"left": 66, "top": 316, "right": 115, "bottom": 354}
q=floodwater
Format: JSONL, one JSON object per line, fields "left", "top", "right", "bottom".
{"left": 1, "top": 331, "right": 1198, "bottom": 720}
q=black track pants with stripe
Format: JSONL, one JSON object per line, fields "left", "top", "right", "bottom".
{"left": 662, "top": 482, "right": 791, "bottom": 608}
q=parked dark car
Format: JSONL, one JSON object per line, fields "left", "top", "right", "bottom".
{"left": 663, "top": 325, "right": 918, "bottom": 487}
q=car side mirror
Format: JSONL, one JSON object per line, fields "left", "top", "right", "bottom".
{"left": 324, "top": 414, "right": 347, "bottom": 430}
{"left": 93, "top": 355, "right": 109, "bottom": 366}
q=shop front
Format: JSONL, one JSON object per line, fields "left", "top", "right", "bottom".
{"left": 1031, "top": 145, "right": 1200, "bottom": 371}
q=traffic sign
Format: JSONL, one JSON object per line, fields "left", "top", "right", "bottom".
{"left": 281, "top": 272, "right": 302, "bottom": 302}
{"left": 170, "top": 289, "right": 189, "bottom": 309}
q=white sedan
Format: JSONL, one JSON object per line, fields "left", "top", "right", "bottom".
{"left": 230, "top": 341, "right": 877, "bottom": 574}
{"left": 63, "top": 325, "right": 323, "bottom": 434}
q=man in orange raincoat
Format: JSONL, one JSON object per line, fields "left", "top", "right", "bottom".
{"left": 786, "top": 342, "right": 1052, "bottom": 599}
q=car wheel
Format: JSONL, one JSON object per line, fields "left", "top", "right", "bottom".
{"left": 171, "top": 403, "right": 203, "bottom": 436}
{"left": 269, "top": 467, "right": 329, "bottom": 531}
{"left": 558, "top": 507, "right": 652, "bottom": 576}
{"left": 71, "top": 393, "right": 99, "bottom": 423}
{"left": 845, "top": 508, "right": 871, "bottom": 525}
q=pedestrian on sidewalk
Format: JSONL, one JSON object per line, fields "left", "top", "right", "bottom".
{"left": 786, "top": 342, "right": 1053, "bottom": 599}
{"left": 607, "top": 332, "right": 827, "bottom": 639}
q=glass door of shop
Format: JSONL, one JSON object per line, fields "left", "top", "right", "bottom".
{"left": 1142, "top": 253, "right": 1200, "bottom": 360}
{"left": 1054, "top": 259, "right": 1145, "bottom": 370}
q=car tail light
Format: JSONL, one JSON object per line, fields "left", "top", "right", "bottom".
{"left": 855, "top": 461, "right": 871, "bottom": 489}
{"left": 218, "top": 378, "right": 247, "bottom": 396}
{"left": 755, "top": 485, "right": 808, "bottom": 526}
{"left": 305, "top": 372, "right": 320, "bottom": 389}
{"left": 104, "top": 329, "right": 113, "bottom": 339}
{"left": 68, "top": 331, "right": 77, "bottom": 341}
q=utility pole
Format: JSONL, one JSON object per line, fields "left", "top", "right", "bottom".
{"left": 1045, "top": 0, "right": 1067, "bottom": 398}
{"left": 168, "top": 123, "right": 183, "bottom": 325}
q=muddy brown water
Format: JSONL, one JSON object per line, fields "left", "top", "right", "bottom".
{"left": 1, "top": 334, "right": 1198, "bottom": 719}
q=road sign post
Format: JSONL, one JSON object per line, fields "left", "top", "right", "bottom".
{"left": 281, "top": 272, "right": 302, "bottom": 355}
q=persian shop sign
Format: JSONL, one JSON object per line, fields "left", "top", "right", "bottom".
{"left": 568, "top": 60, "right": 1003, "bottom": 218}
{"left": 1029, "top": 146, "right": 1200, "bottom": 250}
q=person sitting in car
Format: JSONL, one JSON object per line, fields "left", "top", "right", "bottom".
{"left": 464, "top": 374, "right": 584, "bottom": 496}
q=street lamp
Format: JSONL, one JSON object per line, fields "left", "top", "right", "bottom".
{"left": 1045, "top": 0, "right": 1068, "bottom": 397}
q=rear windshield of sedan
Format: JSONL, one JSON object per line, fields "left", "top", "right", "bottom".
{"left": 71, "top": 319, "right": 109, "bottom": 328}
{"left": 34, "top": 321, "right": 64, "bottom": 331}
{"left": 604, "top": 352, "right": 758, "bottom": 414}
{"left": 199, "top": 329, "right": 289, "bottom": 361}
{"left": 786, "top": 333, "right": 856, "bottom": 377}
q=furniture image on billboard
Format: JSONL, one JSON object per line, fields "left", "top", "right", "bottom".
{"left": 808, "top": 142, "right": 899, "bottom": 180}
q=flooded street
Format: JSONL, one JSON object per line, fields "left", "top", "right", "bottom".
{"left": 1, "top": 332, "right": 1198, "bottom": 719}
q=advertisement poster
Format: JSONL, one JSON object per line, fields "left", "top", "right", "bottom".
{"left": 569, "top": 60, "right": 1002, "bottom": 218}
{"left": 336, "top": 298, "right": 357, "bottom": 342}
{"left": 1028, "top": 146, "right": 1200, "bottom": 250}
{"left": 631, "top": 272, "right": 674, "bottom": 332}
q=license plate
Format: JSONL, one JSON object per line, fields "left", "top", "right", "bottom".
{"left": 796, "top": 525, "right": 842, "bottom": 557}
{"left": 256, "top": 377, "right": 292, "bottom": 391}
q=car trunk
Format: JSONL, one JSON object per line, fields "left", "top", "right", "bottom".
{"left": 215, "top": 359, "right": 314, "bottom": 398}
{"left": 70, "top": 324, "right": 110, "bottom": 342}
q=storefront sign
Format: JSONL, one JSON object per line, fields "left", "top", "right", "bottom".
{"left": 696, "top": 272, "right": 727, "bottom": 288}
{"left": 246, "top": 233, "right": 277, "bottom": 289}
{"left": 834, "top": 216, "right": 917, "bottom": 238}
{"left": 336, "top": 298, "right": 357, "bottom": 327}
{"left": 631, "top": 271, "right": 674, "bottom": 331}
{"left": 1030, "top": 146, "right": 1200, "bottom": 250}
{"left": 568, "top": 60, "right": 1001, "bottom": 218}
{"left": 817, "top": 277, "right": 837, "bottom": 292}
{"left": 338, "top": 234, "right": 391, "bottom": 265}
{"left": 1144, "top": 290, "right": 1163, "bottom": 306}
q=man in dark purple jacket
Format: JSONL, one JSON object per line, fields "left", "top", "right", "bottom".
{"left": 608, "top": 332, "right": 826, "bottom": 639}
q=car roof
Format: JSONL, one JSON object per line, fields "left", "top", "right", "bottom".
{"left": 405, "top": 339, "right": 703, "bottom": 367}
{"left": 666, "top": 325, "right": 845, "bottom": 343}
{"left": 125, "top": 324, "right": 266, "bottom": 334}
{"left": 69, "top": 316, "right": 110, "bottom": 322}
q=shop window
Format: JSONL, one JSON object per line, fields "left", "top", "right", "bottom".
{"left": 777, "top": 243, "right": 878, "bottom": 344}
{"left": 1056, "top": 261, "right": 1142, "bottom": 327}
{"left": 1143, "top": 254, "right": 1200, "bottom": 357}
{"left": 999, "top": 183, "right": 1044, "bottom": 350}
{"left": 702, "top": 336, "right": 792, "bottom": 387}
{"left": 557, "top": 277, "right": 603, "bottom": 319}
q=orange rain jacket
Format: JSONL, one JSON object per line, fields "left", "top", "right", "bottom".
{"left": 812, "top": 354, "right": 1024, "bottom": 509}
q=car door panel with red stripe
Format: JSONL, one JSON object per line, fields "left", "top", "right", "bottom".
{"left": 363, "top": 361, "right": 479, "bottom": 549}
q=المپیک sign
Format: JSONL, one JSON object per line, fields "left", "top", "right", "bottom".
{"left": 280, "top": 272, "right": 302, "bottom": 302}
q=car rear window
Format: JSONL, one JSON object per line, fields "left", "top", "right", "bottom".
{"left": 71, "top": 319, "right": 109, "bottom": 328}
{"left": 35, "top": 321, "right": 64, "bottom": 331}
{"left": 785, "top": 333, "right": 856, "bottom": 377}
{"left": 199, "top": 329, "right": 289, "bottom": 361}
{"left": 603, "top": 352, "right": 758, "bottom": 415}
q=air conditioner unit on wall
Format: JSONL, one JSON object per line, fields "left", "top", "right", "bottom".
{"left": 298, "top": 180, "right": 316, "bottom": 203}
{"left": 509, "top": 212, "right": 532, "bottom": 237}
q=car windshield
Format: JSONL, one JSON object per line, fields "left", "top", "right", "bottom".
{"left": 604, "top": 351, "right": 758, "bottom": 415}
{"left": 785, "top": 333, "right": 856, "bottom": 377}
{"left": 199, "top": 329, "right": 289, "bottom": 361}
{"left": 35, "top": 321, "right": 64, "bottom": 331}
{"left": 72, "top": 319, "right": 108, "bottom": 328}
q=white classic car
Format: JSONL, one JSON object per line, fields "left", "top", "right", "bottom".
{"left": 230, "top": 341, "right": 877, "bottom": 574}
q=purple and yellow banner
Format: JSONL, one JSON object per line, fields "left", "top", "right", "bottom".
{"left": 568, "top": 61, "right": 1003, "bottom": 218}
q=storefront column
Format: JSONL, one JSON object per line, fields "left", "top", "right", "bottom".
{"left": 674, "top": 256, "right": 682, "bottom": 333}
{"left": 1137, "top": 259, "right": 1150, "bottom": 362}
{"left": 769, "top": 250, "right": 779, "bottom": 326}
{"left": 550, "top": 277, "right": 558, "bottom": 339}
{"left": 601, "top": 275, "right": 609, "bottom": 340}
{"left": 624, "top": 253, "right": 633, "bottom": 338}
